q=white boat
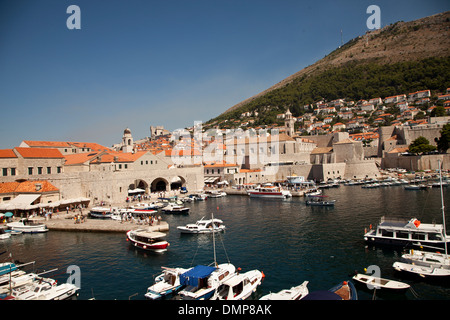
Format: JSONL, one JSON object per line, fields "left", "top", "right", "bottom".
{"left": 401, "top": 249, "right": 450, "bottom": 268}
{"left": 10, "top": 276, "right": 79, "bottom": 300}
{"left": 259, "top": 281, "right": 309, "bottom": 300}
{"left": 404, "top": 184, "right": 428, "bottom": 190}
{"left": 161, "top": 203, "right": 189, "bottom": 214}
{"left": 7, "top": 218, "right": 48, "bottom": 233}
{"left": 210, "top": 269, "right": 263, "bottom": 300}
{"left": 247, "top": 186, "right": 291, "bottom": 199}
{"left": 205, "top": 190, "right": 227, "bottom": 198}
{"left": 126, "top": 230, "right": 169, "bottom": 253}
{"left": 364, "top": 216, "right": 450, "bottom": 250}
{"left": 177, "top": 217, "right": 226, "bottom": 234}
{"left": 178, "top": 263, "right": 236, "bottom": 300}
{"left": 352, "top": 273, "right": 410, "bottom": 291}
{"left": 88, "top": 207, "right": 120, "bottom": 219}
{"left": 393, "top": 261, "right": 450, "bottom": 278}
{"left": 144, "top": 266, "right": 192, "bottom": 300}
{"left": 0, "top": 229, "right": 11, "bottom": 239}
{"left": 393, "top": 160, "right": 450, "bottom": 278}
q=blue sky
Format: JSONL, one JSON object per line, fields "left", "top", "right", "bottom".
{"left": 0, "top": 0, "right": 449, "bottom": 149}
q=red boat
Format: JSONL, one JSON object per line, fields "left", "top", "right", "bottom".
{"left": 126, "top": 229, "right": 169, "bottom": 253}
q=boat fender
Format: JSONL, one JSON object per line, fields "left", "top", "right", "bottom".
{"left": 261, "top": 271, "right": 265, "bottom": 279}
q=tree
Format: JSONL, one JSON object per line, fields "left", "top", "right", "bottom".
{"left": 435, "top": 123, "right": 450, "bottom": 153}
{"left": 408, "top": 136, "right": 436, "bottom": 154}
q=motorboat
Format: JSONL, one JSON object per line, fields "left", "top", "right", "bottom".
{"left": 0, "top": 228, "right": 11, "bottom": 239}
{"left": 247, "top": 186, "right": 292, "bottom": 199}
{"left": 188, "top": 193, "right": 208, "bottom": 201}
{"left": 404, "top": 184, "right": 428, "bottom": 190}
{"left": 7, "top": 218, "right": 48, "bottom": 233}
{"left": 210, "top": 269, "right": 263, "bottom": 300}
{"left": 205, "top": 190, "right": 226, "bottom": 198}
{"left": 352, "top": 273, "right": 410, "bottom": 292}
{"left": 363, "top": 216, "right": 450, "bottom": 250}
{"left": 10, "top": 276, "right": 79, "bottom": 300}
{"left": 393, "top": 261, "right": 450, "bottom": 278}
{"left": 145, "top": 266, "right": 192, "bottom": 300}
{"left": 161, "top": 203, "right": 189, "bottom": 214}
{"left": 393, "top": 159, "right": 450, "bottom": 278}
{"left": 305, "top": 195, "right": 336, "bottom": 206}
{"left": 0, "top": 262, "right": 18, "bottom": 277}
{"left": 178, "top": 263, "right": 236, "bottom": 300}
{"left": 126, "top": 229, "right": 169, "bottom": 253}
{"left": 304, "top": 189, "right": 322, "bottom": 197}
{"left": 401, "top": 249, "right": 450, "bottom": 268}
{"left": 259, "top": 281, "right": 309, "bottom": 300}
{"left": 131, "top": 202, "right": 163, "bottom": 210}
{"left": 177, "top": 217, "right": 226, "bottom": 234}
{"left": 302, "top": 281, "right": 358, "bottom": 300}
{"left": 88, "top": 207, "right": 120, "bottom": 219}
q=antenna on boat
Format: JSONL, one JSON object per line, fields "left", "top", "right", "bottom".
{"left": 212, "top": 210, "right": 217, "bottom": 267}
{"left": 438, "top": 159, "right": 448, "bottom": 258}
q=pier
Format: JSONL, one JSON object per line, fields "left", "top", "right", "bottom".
{"left": 40, "top": 211, "right": 169, "bottom": 233}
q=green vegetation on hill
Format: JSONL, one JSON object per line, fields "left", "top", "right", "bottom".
{"left": 208, "top": 56, "right": 450, "bottom": 127}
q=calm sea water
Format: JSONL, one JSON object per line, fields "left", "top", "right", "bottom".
{"left": 2, "top": 184, "right": 450, "bottom": 300}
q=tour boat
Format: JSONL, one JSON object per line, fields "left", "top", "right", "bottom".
{"left": 210, "top": 269, "right": 263, "bottom": 300}
{"left": 247, "top": 186, "right": 292, "bottom": 199}
{"left": 7, "top": 218, "right": 48, "bottom": 234}
{"left": 145, "top": 266, "right": 192, "bottom": 300}
{"left": 10, "top": 276, "right": 79, "bottom": 300}
{"left": 126, "top": 229, "right": 169, "bottom": 253}
{"left": 161, "top": 203, "right": 189, "bottom": 214}
{"left": 178, "top": 263, "right": 236, "bottom": 300}
{"left": 363, "top": 216, "right": 450, "bottom": 250}
{"left": 260, "top": 281, "right": 309, "bottom": 300}
{"left": 352, "top": 273, "right": 410, "bottom": 292}
{"left": 177, "top": 217, "right": 226, "bottom": 234}
{"left": 305, "top": 195, "right": 336, "bottom": 206}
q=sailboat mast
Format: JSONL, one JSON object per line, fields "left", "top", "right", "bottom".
{"left": 438, "top": 159, "right": 448, "bottom": 257}
{"left": 212, "top": 211, "right": 217, "bottom": 267}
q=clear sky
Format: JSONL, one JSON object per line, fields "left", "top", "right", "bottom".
{"left": 0, "top": 0, "right": 449, "bottom": 149}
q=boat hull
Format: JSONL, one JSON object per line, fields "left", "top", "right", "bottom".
{"left": 7, "top": 224, "right": 48, "bottom": 234}
{"left": 248, "top": 192, "right": 290, "bottom": 199}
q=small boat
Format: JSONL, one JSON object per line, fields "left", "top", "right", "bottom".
{"left": 302, "top": 280, "right": 357, "bottom": 300}
{"left": 259, "top": 281, "right": 309, "bottom": 300}
{"left": 404, "top": 184, "right": 428, "bottom": 190}
{"left": 247, "top": 186, "right": 292, "bottom": 199}
{"left": 210, "top": 269, "right": 263, "bottom": 300}
{"left": 205, "top": 190, "right": 226, "bottom": 198}
{"left": 352, "top": 273, "right": 410, "bottom": 291}
{"left": 88, "top": 207, "right": 119, "bottom": 219}
{"left": 126, "top": 229, "right": 169, "bottom": 253}
{"left": 161, "top": 203, "right": 189, "bottom": 214}
{"left": 177, "top": 217, "right": 226, "bottom": 234}
{"left": 178, "top": 263, "right": 236, "bottom": 300}
{"left": 304, "top": 189, "right": 322, "bottom": 197}
{"left": 305, "top": 195, "right": 336, "bottom": 206}
{"left": 7, "top": 218, "right": 48, "bottom": 234}
{"left": 393, "top": 261, "right": 450, "bottom": 278}
{"left": 10, "top": 276, "right": 79, "bottom": 300}
{"left": 0, "top": 229, "right": 11, "bottom": 239}
{"left": 401, "top": 249, "right": 450, "bottom": 268}
{"left": 145, "top": 266, "right": 192, "bottom": 300}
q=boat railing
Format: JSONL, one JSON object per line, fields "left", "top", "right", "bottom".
{"left": 379, "top": 216, "right": 409, "bottom": 225}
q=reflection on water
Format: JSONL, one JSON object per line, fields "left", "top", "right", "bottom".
{"left": 2, "top": 185, "right": 450, "bottom": 300}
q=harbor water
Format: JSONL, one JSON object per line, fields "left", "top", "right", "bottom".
{"left": 2, "top": 184, "right": 450, "bottom": 300}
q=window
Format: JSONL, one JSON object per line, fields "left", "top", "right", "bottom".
{"left": 218, "top": 169, "right": 220, "bottom": 174}
{"left": 124, "top": 164, "right": 128, "bottom": 169}
{"left": 28, "top": 167, "right": 33, "bottom": 175}
{"left": 10, "top": 168, "right": 16, "bottom": 176}
{"left": 57, "top": 167, "right": 62, "bottom": 173}
{"left": 47, "top": 167, "right": 51, "bottom": 174}
{"left": 37, "top": 167, "right": 43, "bottom": 175}
{"left": 2, "top": 168, "right": 7, "bottom": 176}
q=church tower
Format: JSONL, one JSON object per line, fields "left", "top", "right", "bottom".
{"left": 122, "top": 128, "right": 134, "bottom": 153}
{"left": 284, "top": 108, "right": 295, "bottom": 137}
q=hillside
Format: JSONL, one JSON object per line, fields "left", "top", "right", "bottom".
{"left": 206, "top": 11, "right": 450, "bottom": 127}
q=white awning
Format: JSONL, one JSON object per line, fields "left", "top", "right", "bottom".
{"left": 0, "top": 194, "right": 41, "bottom": 210}
{"left": 204, "top": 177, "right": 219, "bottom": 183}
{"left": 128, "top": 188, "right": 146, "bottom": 194}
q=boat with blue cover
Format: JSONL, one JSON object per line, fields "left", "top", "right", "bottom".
{"left": 302, "top": 280, "right": 358, "bottom": 300}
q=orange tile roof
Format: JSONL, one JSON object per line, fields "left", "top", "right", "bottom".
{"left": 63, "top": 152, "right": 101, "bottom": 165}
{"left": 0, "top": 149, "right": 18, "bottom": 158}
{"left": 14, "top": 147, "right": 64, "bottom": 159}
{"left": 0, "top": 180, "right": 59, "bottom": 194}
{"left": 22, "top": 140, "right": 111, "bottom": 151}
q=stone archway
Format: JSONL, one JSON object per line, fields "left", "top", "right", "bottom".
{"left": 151, "top": 177, "right": 169, "bottom": 192}
{"left": 170, "top": 176, "right": 186, "bottom": 191}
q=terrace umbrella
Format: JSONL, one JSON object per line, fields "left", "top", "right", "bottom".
{"left": 4, "top": 212, "right": 13, "bottom": 217}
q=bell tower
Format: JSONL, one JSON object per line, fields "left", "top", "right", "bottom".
{"left": 284, "top": 108, "right": 295, "bottom": 137}
{"left": 122, "top": 128, "right": 134, "bottom": 153}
